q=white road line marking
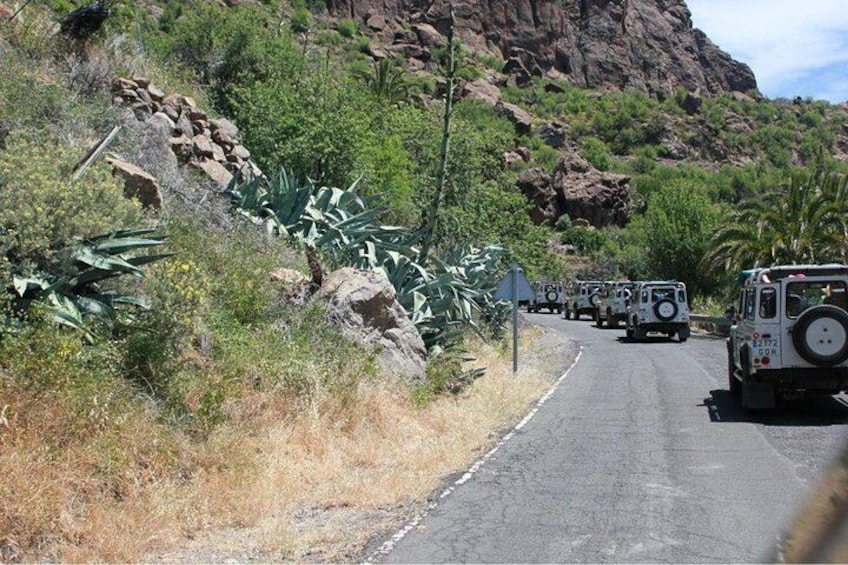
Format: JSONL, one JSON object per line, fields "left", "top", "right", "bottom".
{"left": 365, "top": 347, "right": 584, "bottom": 563}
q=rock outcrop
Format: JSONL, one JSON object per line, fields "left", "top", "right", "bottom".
{"left": 315, "top": 267, "right": 427, "bottom": 384}
{"left": 327, "top": 0, "right": 757, "bottom": 99}
{"left": 518, "top": 150, "right": 631, "bottom": 228}
{"left": 111, "top": 77, "right": 262, "bottom": 190}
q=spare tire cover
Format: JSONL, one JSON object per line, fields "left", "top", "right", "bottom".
{"left": 792, "top": 305, "right": 848, "bottom": 367}
{"left": 589, "top": 292, "right": 601, "bottom": 306}
{"left": 546, "top": 290, "right": 558, "bottom": 303}
{"left": 653, "top": 298, "right": 678, "bottom": 321}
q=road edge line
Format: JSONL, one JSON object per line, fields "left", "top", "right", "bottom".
{"left": 364, "top": 346, "right": 585, "bottom": 563}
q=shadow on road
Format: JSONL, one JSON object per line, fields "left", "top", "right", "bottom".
{"left": 701, "top": 389, "right": 848, "bottom": 425}
{"left": 615, "top": 336, "right": 683, "bottom": 344}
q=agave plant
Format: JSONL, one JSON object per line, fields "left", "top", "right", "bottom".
{"left": 226, "top": 169, "right": 510, "bottom": 349}
{"left": 10, "top": 229, "right": 171, "bottom": 342}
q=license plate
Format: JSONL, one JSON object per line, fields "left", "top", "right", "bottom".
{"left": 752, "top": 338, "right": 779, "bottom": 358}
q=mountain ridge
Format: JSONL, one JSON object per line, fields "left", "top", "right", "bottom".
{"left": 326, "top": 0, "right": 757, "bottom": 99}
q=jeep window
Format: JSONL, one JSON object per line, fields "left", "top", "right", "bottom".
{"left": 677, "top": 289, "right": 686, "bottom": 303}
{"left": 745, "top": 288, "right": 756, "bottom": 321}
{"left": 786, "top": 280, "right": 848, "bottom": 317}
{"left": 759, "top": 287, "right": 777, "bottom": 319}
{"left": 651, "top": 288, "right": 674, "bottom": 302}
{"left": 641, "top": 290, "right": 648, "bottom": 303}
{"left": 737, "top": 290, "right": 745, "bottom": 321}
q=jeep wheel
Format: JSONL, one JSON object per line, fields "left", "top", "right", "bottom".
{"left": 633, "top": 327, "right": 647, "bottom": 341}
{"left": 654, "top": 298, "right": 678, "bottom": 322}
{"left": 791, "top": 305, "right": 848, "bottom": 366}
{"left": 545, "top": 290, "right": 558, "bottom": 304}
{"left": 626, "top": 328, "right": 634, "bottom": 339}
{"left": 589, "top": 293, "right": 601, "bottom": 308}
{"left": 727, "top": 342, "right": 740, "bottom": 395}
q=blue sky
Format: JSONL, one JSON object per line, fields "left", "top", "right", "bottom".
{"left": 686, "top": 0, "right": 848, "bottom": 103}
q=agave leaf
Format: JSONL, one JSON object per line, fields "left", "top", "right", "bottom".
{"left": 13, "top": 275, "right": 49, "bottom": 297}
{"left": 74, "top": 246, "right": 143, "bottom": 275}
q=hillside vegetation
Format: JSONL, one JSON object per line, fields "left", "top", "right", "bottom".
{"left": 1, "top": 0, "right": 848, "bottom": 560}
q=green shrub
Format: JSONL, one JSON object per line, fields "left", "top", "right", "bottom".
{"left": 0, "top": 132, "right": 143, "bottom": 294}
{"left": 337, "top": 18, "right": 358, "bottom": 38}
{"left": 581, "top": 137, "right": 611, "bottom": 170}
{"left": 561, "top": 226, "right": 607, "bottom": 255}
{"left": 290, "top": 8, "right": 312, "bottom": 32}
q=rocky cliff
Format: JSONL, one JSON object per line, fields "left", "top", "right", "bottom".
{"left": 327, "top": 0, "right": 756, "bottom": 99}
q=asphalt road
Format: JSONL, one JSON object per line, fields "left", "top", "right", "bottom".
{"left": 370, "top": 313, "right": 848, "bottom": 563}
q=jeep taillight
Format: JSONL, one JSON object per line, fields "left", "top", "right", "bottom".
{"left": 761, "top": 356, "right": 771, "bottom": 366}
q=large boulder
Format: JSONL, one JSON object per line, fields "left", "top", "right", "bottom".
{"left": 315, "top": 267, "right": 426, "bottom": 384}
{"left": 518, "top": 150, "right": 631, "bottom": 228}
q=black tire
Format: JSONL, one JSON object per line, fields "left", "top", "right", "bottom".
{"left": 791, "top": 305, "right": 848, "bottom": 366}
{"left": 740, "top": 355, "right": 753, "bottom": 409}
{"left": 626, "top": 328, "right": 634, "bottom": 338}
{"left": 653, "top": 298, "right": 678, "bottom": 322}
{"left": 728, "top": 341, "right": 741, "bottom": 395}
{"left": 545, "top": 290, "right": 558, "bottom": 303}
{"left": 589, "top": 293, "right": 601, "bottom": 307}
{"left": 527, "top": 304, "right": 534, "bottom": 313}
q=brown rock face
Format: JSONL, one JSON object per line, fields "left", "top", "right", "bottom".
{"left": 327, "top": 0, "right": 757, "bottom": 98}
{"left": 518, "top": 150, "right": 631, "bottom": 228}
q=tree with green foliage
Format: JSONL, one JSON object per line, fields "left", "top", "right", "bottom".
{"left": 353, "top": 59, "right": 410, "bottom": 105}
{"left": 704, "top": 170, "right": 848, "bottom": 276}
{"left": 643, "top": 182, "right": 721, "bottom": 301}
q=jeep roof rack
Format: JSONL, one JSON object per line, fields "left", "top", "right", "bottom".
{"left": 742, "top": 264, "right": 848, "bottom": 284}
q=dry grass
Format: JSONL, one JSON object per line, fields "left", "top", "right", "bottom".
{"left": 0, "top": 326, "right": 571, "bottom": 563}
{"left": 145, "top": 326, "right": 570, "bottom": 563}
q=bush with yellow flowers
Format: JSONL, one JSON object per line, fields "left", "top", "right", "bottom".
{"left": 0, "top": 131, "right": 144, "bottom": 304}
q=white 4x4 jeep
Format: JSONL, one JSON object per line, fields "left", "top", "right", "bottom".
{"left": 728, "top": 264, "right": 848, "bottom": 410}
{"left": 596, "top": 281, "right": 637, "bottom": 328}
{"left": 625, "top": 281, "right": 690, "bottom": 341}
{"left": 565, "top": 280, "right": 603, "bottom": 320}
{"left": 527, "top": 281, "right": 563, "bottom": 314}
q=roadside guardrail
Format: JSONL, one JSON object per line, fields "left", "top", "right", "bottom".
{"left": 689, "top": 314, "right": 731, "bottom": 336}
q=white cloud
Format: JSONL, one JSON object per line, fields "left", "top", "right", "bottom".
{"left": 685, "top": 0, "right": 848, "bottom": 102}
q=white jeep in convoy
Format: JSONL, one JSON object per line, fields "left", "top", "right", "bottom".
{"left": 527, "top": 280, "right": 563, "bottom": 314}
{"left": 596, "top": 280, "right": 637, "bottom": 328}
{"left": 625, "top": 281, "right": 690, "bottom": 341}
{"left": 565, "top": 280, "right": 603, "bottom": 320}
{"left": 727, "top": 264, "right": 848, "bottom": 410}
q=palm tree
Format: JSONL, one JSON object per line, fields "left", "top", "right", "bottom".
{"left": 353, "top": 59, "right": 410, "bottom": 105}
{"left": 705, "top": 170, "right": 848, "bottom": 275}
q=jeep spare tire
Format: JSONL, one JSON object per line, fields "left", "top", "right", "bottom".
{"left": 589, "top": 293, "right": 601, "bottom": 307}
{"left": 792, "top": 305, "right": 848, "bottom": 367}
{"left": 546, "top": 290, "right": 558, "bottom": 303}
{"left": 653, "top": 298, "right": 678, "bottom": 321}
